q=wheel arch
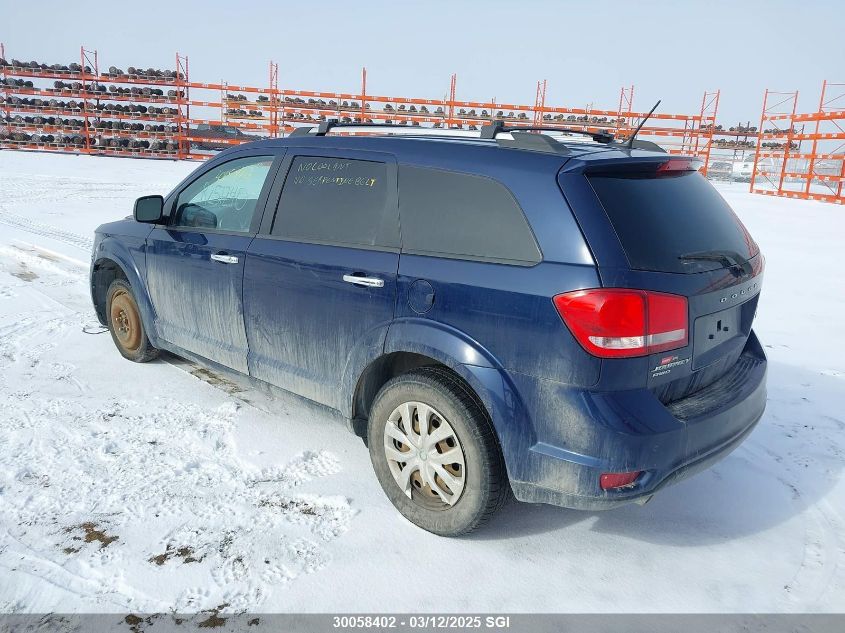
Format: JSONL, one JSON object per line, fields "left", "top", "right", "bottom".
{"left": 347, "top": 319, "right": 535, "bottom": 481}
{"left": 350, "top": 351, "right": 448, "bottom": 436}
{"left": 91, "top": 257, "right": 127, "bottom": 324}
{"left": 91, "top": 239, "right": 158, "bottom": 344}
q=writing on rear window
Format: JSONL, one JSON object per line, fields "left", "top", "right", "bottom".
{"left": 291, "top": 159, "right": 378, "bottom": 187}
{"left": 272, "top": 156, "right": 397, "bottom": 248}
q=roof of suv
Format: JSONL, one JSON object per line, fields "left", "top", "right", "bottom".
{"left": 215, "top": 132, "right": 673, "bottom": 166}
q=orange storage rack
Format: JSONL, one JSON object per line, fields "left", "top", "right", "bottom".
{"left": 7, "top": 45, "right": 844, "bottom": 205}
{"left": 184, "top": 68, "right": 723, "bottom": 169}
{"left": 2, "top": 43, "right": 727, "bottom": 167}
{"left": 1, "top": 44, "right": 188, "bottom": 159}
{"left": 751, "top": 81, "right": 845, "bottom": 204}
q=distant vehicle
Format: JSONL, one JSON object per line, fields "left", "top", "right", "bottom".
{"left": 733, "top": 156, "right": 777, "bottom": 181}
{"left": 707, "top": 160, "right": 733, "bottom": 180}
{"left": 91, "top": 124, "right": 767, "bottom": 536}
{"left": 188, "top": 124, "right": 257, "bottom": 151}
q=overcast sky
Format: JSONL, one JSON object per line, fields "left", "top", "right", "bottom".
{"left": 3, "top": 0, "right": 843, "bottom": 125}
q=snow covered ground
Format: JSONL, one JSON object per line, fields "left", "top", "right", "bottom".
{"left": 0, "top": 150, "right": 843, "bottom": 613}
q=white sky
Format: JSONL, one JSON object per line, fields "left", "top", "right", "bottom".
{"left": 3, "top": 0, "right": 844, "bottom": 125}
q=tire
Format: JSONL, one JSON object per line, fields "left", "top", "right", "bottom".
{"left": 367, "top": 367, "right": 509, "bottom": 536}
{"left": 106, "top": 279, "right": 159, "bottom": 363}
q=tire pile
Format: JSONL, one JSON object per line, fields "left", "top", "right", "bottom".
{"left": 0, "top": 58, "right": 91, "bottom": 74}
{"left": 105, "top": 66, "right": 184, "bottom": 81}
{"left": 714, "top": 138, "right": 757, "bottom": 149}
{"left": 761, "top": 141, "right": 799, "bottom": 150}
{"left": 1, "top": 56, "right": 184, "bottom": 156}
{"left": 0, "top": 96, "right": 178, "bottom": 118}
{"left": 48, "top": 81, "right": 184, "bottom": 100}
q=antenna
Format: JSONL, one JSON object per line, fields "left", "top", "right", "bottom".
{"left": 626, "top": 100, "right": 661, "bottom": 149}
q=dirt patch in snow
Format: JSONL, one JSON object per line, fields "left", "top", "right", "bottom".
{"left": 197, "top": 604, "right": 230, "bottom": 628}
{"left": 190, "top": 367, "right": 244, "bottom": 395}
{"left": 65, "top": 522, "right": 119, "bottom": 550}
{"left": 149, "top": 544, "right": 205, "bottom": 566}
{"left": 259, "top": 497, "right": 318, "bottom": 516}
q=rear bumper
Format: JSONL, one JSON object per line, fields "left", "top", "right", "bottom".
{"left": 506, "top": 331, "right": 767, "bottom": 510}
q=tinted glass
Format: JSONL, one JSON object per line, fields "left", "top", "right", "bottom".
{"left": 173, "top": 156, "right": 273, "bottom": 232}
{"left": 398, "top": 166, "right": 541, "bottom": 265}
{"left": 272, "top": 156, "right": 396, "bottom": 248}
{"left": 588, "top": 171, "right": 759, "bottom": 274}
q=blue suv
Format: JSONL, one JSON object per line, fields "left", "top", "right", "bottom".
{"left": 90, "top": 123, "right": 766, "bottom": 536}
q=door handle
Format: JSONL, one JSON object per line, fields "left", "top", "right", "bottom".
{"left": 343, "top": 274, "right": 384, "bottom": 288}
{"left": 211, "top": 253, "right": 239, "bottom": 264}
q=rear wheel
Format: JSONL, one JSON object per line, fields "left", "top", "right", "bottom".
{"left": 106, "top": 279, "right": 159, "bottom": 363}
{"left": 367, "top": 367, "right": 509, "bottom": 536}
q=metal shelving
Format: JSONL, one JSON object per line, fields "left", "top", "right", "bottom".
{"left": 3, "top": 43, "right": 728, "bottom": 165}
{"left": 1, "top": 44, "right": 188, "bottom": 158}
{"left": 182, "top": 66, "right": 722, "bottom": 150}
{"left": 750, "top": 82, "right": 844, "bottom": 204}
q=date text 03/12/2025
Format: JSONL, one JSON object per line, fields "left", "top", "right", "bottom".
{"left": 332, "top": 615, "right": 512, "bottom": 629}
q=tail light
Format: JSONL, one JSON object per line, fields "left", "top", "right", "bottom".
{"left": 553, "top": 289, "right": 688, "bottom": 358}
{"left": 600, "top": 471, "right": 642, "bottom": 490}
{"left": 657, "top": 158, "right": 703, "bottom": 173}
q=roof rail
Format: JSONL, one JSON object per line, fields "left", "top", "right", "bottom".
{"left": 495, "top": 132, "right": 572, "bottom": 154}
{"left": 480, "top": 121, "right": 614, "bottom": 144}
{"left": 287, "top": 118, "right": 651, "bottom": 155}
{"left": 289, "top": 119, "right": 439, "bottom": 137}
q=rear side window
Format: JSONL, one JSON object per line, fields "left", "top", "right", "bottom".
{"left": 272, "top": 156, "right": 398, "bottom": 248}
{"left": 588, "top": 171, "right": 759, "bottom": 274}
{"left": 398, "top": 166, "right": 541, "bottom": 265}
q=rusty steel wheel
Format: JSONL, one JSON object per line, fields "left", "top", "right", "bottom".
{"left": 106, "top": 279, "right": 159, "bottom": 363}
{"left": 110, "top": 288, "right": 142, "bottom": 354}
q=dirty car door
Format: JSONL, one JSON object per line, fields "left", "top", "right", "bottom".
{"left": 243, "top": 151, "right": 400, "bottom": 408}
{"left": 146, "top": 153, "right": 281, "bottom": 373}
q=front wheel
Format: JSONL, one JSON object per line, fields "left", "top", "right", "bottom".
{"left": 367, "top": 367, "right": 509, "bottom": 536}
{"left": 106, "top": 279, "right": 159, "bottom": 363}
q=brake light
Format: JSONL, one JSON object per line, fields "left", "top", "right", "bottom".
{"left": 553, "top": 289, "right": 688, "bottom": 358}
{"left": 657, "top": 158, "right": 702, "bottom": 172}
{"left": 600, "top": 471, "right": 642, "bottom": 490}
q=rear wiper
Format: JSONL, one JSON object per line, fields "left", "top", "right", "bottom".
{"left": 678, "top": 250, "right": 751, "bottom": 274}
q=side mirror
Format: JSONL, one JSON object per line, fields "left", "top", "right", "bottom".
{"left": 134, "top": 195, "right": 164, "bottom": 224}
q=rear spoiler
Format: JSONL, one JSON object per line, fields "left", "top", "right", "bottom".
{"left": 561, "top": 156, "right": 703, "bottom": 175}
{"left": 615, "top": 139, "right": 666, "bottom": 153}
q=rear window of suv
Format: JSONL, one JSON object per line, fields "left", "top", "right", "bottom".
{"left": 588, "top": 171, "right": 759, "bottom": 273}
{"left": 399, "top": 166, "right": 541, "bottom": 265}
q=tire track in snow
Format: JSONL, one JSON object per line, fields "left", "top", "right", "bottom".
{"left": 0, "top": 534, "right": 165, "bottom": 613}
{"left": 0, "top": 209, "right": 94, "bottom": 253}
{"left": 783, "top": 499, "right": 845, "bottom": 608}
{"left": 0, "top": 241, "right": 353, "bottom": 612}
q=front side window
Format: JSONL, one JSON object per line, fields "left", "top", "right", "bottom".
{"left": 172, "top": 155, "right": 273, "bottom": 233}
{"left": 272, "top": 156, "right": 397, "bottom": 248}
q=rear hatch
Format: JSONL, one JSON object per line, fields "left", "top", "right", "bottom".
{"left": 558, "top": 151, "right": 764, "bottom": 403}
